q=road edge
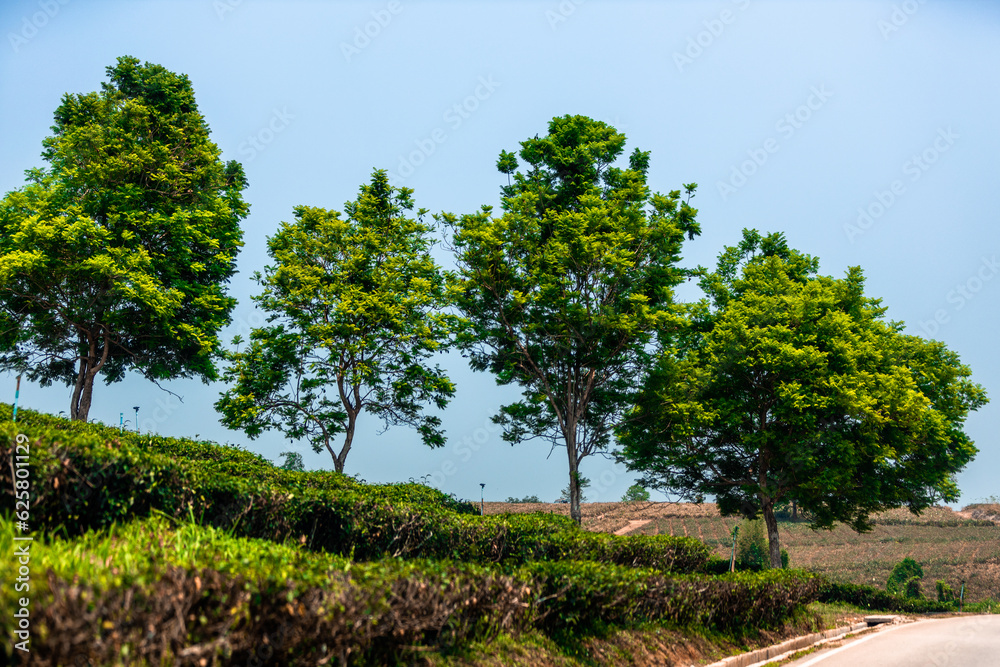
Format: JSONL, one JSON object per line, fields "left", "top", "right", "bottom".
{"left": 705, "top": 621, "right": 872, "bottom": 667}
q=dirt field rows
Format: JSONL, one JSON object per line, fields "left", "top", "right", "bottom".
{"left": 482, "top": 501, "right": 1000, "bottom": 602}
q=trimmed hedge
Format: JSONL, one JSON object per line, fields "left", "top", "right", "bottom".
{"left": 0, "top": 414, "right": 710, "bottom": 573}
{"left": 0, "top": 516, "right": 532, "bottom": 666}
{"left": 817, "top": 580, "right": 956, "bottom": 613}
{"left": 0, "top": 515, "right": 819, "bottom": 665}
{"left": 525, "top": 560, "right": 822, "bottom": 633}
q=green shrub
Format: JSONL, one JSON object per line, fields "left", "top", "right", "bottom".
{"left": 736, "top": 519, "right": 768, "bottom": 571}
{"left": 0, "top": 414, "right": 711, "bottom": 573}
{"left": 0, "top": 515, "right": 532, "bottom": 665}
{"left": 936, "top": 580, "right": 955, "bottom": 603}
{"left": 817, "top": 580, "right": 954, "bottom": 613}
{"left": 524, "top": 560, "right": 822, "bottom": 633}
{"left": 886, "top": 557, "right": 923, "bottom": 595}
{"left": 903, "top": 576, "right": 923, "bottom": 599}
{"left": 505, "top": 495, "right": 541, "bottom": 503}
{"left": 781, "top": 548, "right": 790, "bottom": 569}
{"left": 621, "top": 484, "right": 651, "bottom": 503}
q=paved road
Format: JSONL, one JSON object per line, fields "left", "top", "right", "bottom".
{"left": 783, "top": 616, "right": 1000, "bottom": 667}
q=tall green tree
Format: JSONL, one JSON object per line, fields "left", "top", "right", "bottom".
{"left": 618, "top": 230, "right": 987, "bottom": 567}
{"left": 443, "top": 115, "right": 700, "bottom": 523}
{"left": 216, "top": 170, "right": 456, "bottom": 473}
{"left": 0, "top": 56, "right": 248, "bottom": 421}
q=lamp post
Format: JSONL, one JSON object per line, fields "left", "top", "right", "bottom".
{"left": 480, "top": 483, "right": 485, "bottom": 516}
{"left": 120, "top": 412, "right": 124, "bottom": 432}
{"left": 132, "top": 406, "right": 140, "bottom": 434}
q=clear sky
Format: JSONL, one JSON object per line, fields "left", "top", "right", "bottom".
{"left": 2, "top": 0, "right": 998, "bottom": 507}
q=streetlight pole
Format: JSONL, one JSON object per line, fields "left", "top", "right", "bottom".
{"left": 133, "top": 406, "right": 139, "bottom": 434}
{"left": 480, "top": 483, "right": 485, "bottom": 516}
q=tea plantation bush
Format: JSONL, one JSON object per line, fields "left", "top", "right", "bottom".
{"left": 817, "top": 580, "right": 955, "bottom": 612}
{"left": 0, "top": 515, "right": 821, "bottom": 665}
{"left": 0, "top": 412, "right": 709, "bottom": 573}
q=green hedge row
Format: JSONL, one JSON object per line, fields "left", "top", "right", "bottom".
{"left": 526, "top": 560, "right": 822, "bottom": 633}
{"left": 817, "top": 580, "right": 957, "bottom": 613}
{"left": 3, "top": 405, "right": 477, "bottom": 514}
{"left": 0, "top": 515, "right": 532, "bottom": 666}
{"left": 0, "top": 515, "right": 817, "bottom": 666}
{"left": 0, "top": 415, "right": 710, "bottom": 573}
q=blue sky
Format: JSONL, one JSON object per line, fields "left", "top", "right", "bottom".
{"left": 2, "top": 0, "right": 998, "bottom": 507}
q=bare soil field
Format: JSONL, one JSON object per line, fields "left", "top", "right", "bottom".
{"left": 482, "top": 501, "right": 1000, "bottom": 603}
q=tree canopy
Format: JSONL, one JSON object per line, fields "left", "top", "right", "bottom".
{"left": 618, "top": 229, "right": 987, "bottom": 567}
{"left": 443, "top": 114, "right": 700, "bottom": 523}
{"left": 215, "top": 169, "right": 456, "bottom": 473}
{"left": 0, "top": 56, "right": 248, "bottom": 421}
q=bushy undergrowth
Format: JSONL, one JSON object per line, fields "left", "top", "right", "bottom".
{"left": 817, "top": 580, "right": 956, "bottom": 613}
{"left": 0, "top": 410, "right": 709, "bottom": 573}
{"left": 0, "top": 515, "right": 820, "bottom": 665}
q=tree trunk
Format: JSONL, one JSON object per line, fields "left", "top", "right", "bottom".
{"left": 761, "top": 500, "right": 782, "bottom": 569}
{"left": 77, "top": 369, "right": 98, "bottom": 422}
{"left": 70, "top": 332, "right": 108, "bottom": 423}
{"left": 565, "top": 430, "right": 582, "bottom": 525}
{"left": 70, "top": 356, "right": 88, "bottom": 421}
{"left": 335, "top": 411, "right": 356, "bottom": 474}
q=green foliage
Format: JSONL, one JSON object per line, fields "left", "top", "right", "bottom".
{"left": 903, "top": 576, "right": 923, "bottom": 599}
{"left": 619, "top": 229, "right": 988, "bottom": 568}
{"left": 277, "top": 450, "right": 305, "bottom": 472}
{"left": 621, "top": 484, "right": 651, "bottom": 503}
{"left": 0, "top": 56, "right": 248, "bottom": 421}
{"left": 525, "top": 561, "right": 821, "bottom": 633}
{"left": 215, "top": 169, "right": 456, "bottom": 472}
{"left": 936, "top": 579, "right": 955, "bottom": 602}
{"left": 736, "top": 518, "right": 768, "bottom": 571}
{"left": 443, "top": 115, "right": 700, "bottom": 523}
{"left": 886, "top": 557, "right": 924, "bottom": 596}
{"left": 0, "top": 514, "right": 820, "bottom": 663}
{"left": 817, "top": 580, "right": 954, "bottom": 613}
{"left": 505, "top": 495, "right": 541, "bottom": 503}
{"left": 557, "top": 474, "right": 590, "bottom": 503}
{"left": 781, "top": 548, "right": 790, "bottom": 570}
{"left": 0, "top": 409, "right": 710, "bottom": 573}
{"left": 0, "top": 515, "right": 533, "bottom": 665}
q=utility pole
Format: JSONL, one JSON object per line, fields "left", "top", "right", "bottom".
{"left": 729, "top": 525, "right": 739, "bottom": 572}
{"left": 480, "top": 483, "right": 486, "bottom": 516}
